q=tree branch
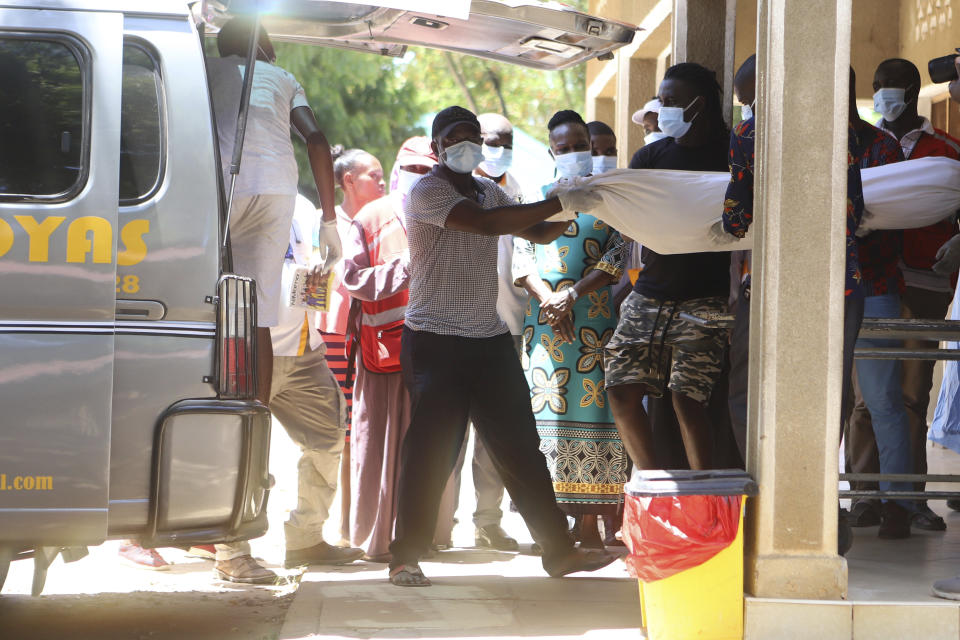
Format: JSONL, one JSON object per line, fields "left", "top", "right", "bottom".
{"left": 484, "top": 64, "right": 510, "bottom": 120}
{"left": 443, "top": 51, "right": 478, "bottom": 113}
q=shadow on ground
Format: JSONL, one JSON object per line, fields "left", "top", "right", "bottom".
{"left": 0, "top": 588, "right": 295, "bottom": 640}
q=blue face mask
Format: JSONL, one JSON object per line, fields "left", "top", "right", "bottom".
{"left": 591, "top": 155, "right": 617, "bottom": 174}
{"left": 554, "top": 150, "right": 593, "bottom": 178}
{"left": 441, "top": 140, "right": 484, "bottom": 174}
{"left": 740, "top": 102, "right": 754, "bottom": 122}
{"left": 478, "top": 144, "right": 513, "bottom": 178}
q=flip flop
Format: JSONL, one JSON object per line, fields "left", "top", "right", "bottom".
{"left": 389, "top": 564, "right": 432, "bottom": 587}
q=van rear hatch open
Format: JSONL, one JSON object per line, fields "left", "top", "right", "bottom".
{"left": 197, "top": 0, "right": 637, "bottom": 70}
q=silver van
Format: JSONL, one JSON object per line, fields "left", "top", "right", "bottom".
{"left": 0, "top": 0, "right": 634, "bottom": 595}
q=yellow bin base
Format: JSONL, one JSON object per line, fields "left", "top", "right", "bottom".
{"left": 638, "top": 501, "right": 745, "bottom": 640}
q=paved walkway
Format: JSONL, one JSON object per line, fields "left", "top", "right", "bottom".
{"left": 276, "top": 426, "right": 645, "bottom": 639}
{"left": 279, "top": 549, "right": 643, "bottom": 640}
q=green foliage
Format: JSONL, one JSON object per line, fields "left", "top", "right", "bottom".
{"left": 272, "top": 3, "right": 593, "bottom": 194}
{"left": 396, "top": 47, "right": 585, "bottom": 146}
{"left": 275, "top": 42, "right": 425, "bottom": 196}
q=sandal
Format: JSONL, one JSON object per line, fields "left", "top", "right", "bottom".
{"left": 389, "top": 564, "right": 432, "bottom": 587}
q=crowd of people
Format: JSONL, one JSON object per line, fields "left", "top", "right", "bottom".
{"left": 118, "top": 17, "right": 960, "bottom": 596}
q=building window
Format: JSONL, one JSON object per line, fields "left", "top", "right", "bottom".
{"left": 0, "top": 36, "right": 86, "bottom": 201}
{"left": 120, "top": 42, "right": 165, "bottom": 205}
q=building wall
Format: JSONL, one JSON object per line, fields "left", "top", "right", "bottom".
{"left": 586, "top": 0, "right": 959, "bottom": 153}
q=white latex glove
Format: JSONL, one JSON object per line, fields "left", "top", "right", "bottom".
{"left": 708, "top": 220, "right": 737, "bottom": 246}
{"left": 553, "top": 185, "right": 603, "bottom": 214}
{"left": 316, "top": 219, "right": 343, "bottom": 275}
{"left": 933, "top": 235, "right": 960, "bottom": 275}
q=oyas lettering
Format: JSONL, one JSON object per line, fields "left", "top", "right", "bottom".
{"left": 0, "top": 216, "right": 150, "bottom": 265}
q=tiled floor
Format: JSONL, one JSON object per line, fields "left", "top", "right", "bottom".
{"left": 845, "top": 442, "right": 960, "bottom": 603}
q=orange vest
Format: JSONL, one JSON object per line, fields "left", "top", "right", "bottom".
{"left": 355, "top": 196, "right": 408, "bottom": 373}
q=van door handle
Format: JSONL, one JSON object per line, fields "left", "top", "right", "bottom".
{"left": 115, "top": 300, "right": 166, "bottom": 320}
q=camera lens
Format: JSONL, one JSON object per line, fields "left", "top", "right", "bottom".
{"left": 929, "top": 52, "right": 960, "bottom": 84}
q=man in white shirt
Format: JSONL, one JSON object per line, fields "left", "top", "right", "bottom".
{"left": 215, "top": 196, "right": 365, "bottom": 583}
{"left": 207, "top": 17, "right": 341, "bottom": 408}
{"left": 206, "top": 17, "right": 342, "bottom": 583}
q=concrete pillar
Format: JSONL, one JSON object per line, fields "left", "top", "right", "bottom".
{"left": 672, "top": 0, "right": 737, "bottom": 125}
{"left": 743, "top": 0, "right": 852, "bottom": 600}
{"left": 615, "top": 55, "right": 657, "bottom": 168}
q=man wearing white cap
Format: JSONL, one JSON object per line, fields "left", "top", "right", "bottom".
{"left": 632, "top": 98, "right": 667, "bottom": 146}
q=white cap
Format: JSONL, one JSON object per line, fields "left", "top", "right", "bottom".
{"left": 631, "top": 98, "right": 661, "bottom": 125}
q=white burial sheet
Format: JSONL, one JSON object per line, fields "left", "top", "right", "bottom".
{"left": 580, "top": 156, "right": 960, "bottom": 255}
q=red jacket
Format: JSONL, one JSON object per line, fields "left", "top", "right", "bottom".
{"left": 901, "top": 126, "right": 960, "bottom": 272}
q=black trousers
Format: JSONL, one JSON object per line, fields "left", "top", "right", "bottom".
{"left": 728, "top": 280, "right": 864, "bottom": 462}
{"left": 389, "top": 328, "right": 573, "bottom": 569}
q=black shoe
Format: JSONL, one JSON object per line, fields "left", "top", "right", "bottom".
{"left": 543, "top": 548, "right": 616, "bottom": 578}
{"left": 838, "top": 508, "right": 853, "bottom": 556}
{"left": 878, "top": 502, "right": 911, "bottom": 539}
{"left": 948, "top": 499, "right": 960, "bottom": 512}
{"left": 912, "top": 506, "right": 947, "bottom": 531}
{"left": 849, "top": 500, "right": 881, "bottom": 527}
{"left": 283, "top": 541, "right": 364, "bottom": 568}
{"left": 475, "top": 525, "right": 519, "bottom": 551}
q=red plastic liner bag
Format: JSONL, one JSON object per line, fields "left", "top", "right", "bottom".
{"left": 622, "top": 493, "right": 742, "bottom": 582}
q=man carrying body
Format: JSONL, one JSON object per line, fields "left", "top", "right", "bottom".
{"left": 715, "top": 54, "right": 867, "bottom": 554}
{"left": 206, "top": 17, "right": 342, "bottom": 582}
{"left": 844, "top": 67, "right": 911, "bottom": 539}
{"left": 441, "top": 112, "right": 529, "bottom": 552}
{"left": 605, "top": 63, "right": 733, "bottom": 473}
{"left": 387, "top": 106, "right": 614, "bottom": 586}
{"left": 865, "top": 58, "right": 960, "bottom": 533}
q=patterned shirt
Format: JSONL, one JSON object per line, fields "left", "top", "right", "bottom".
{"left": 723, "top": 118, "right": 864, "bottom": 297}
{"left": 403, "top": 167, "right": 513, "bottom": 338}
{"left": 854, "top": 124, "right": 905, "bottom": 297}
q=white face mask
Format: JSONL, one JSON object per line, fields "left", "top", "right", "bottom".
{"left": 644, "top": 131, "right": 669, "bottom": 145}
{"left": 478, "top": 144, "right": 512, "bottom": 178}
{"left": 554, "top": 150, "right": 593, "bottom": 178}
{"left": 441, "top": 140, "right": 484, "bottom": 174}
{"left": 657, "top": 97, "right": 700, "bottom": 139}
{"left": 395, "top": 169, "right": 424, "bottom": 198}
{"left": 740, "top": 103, "right": 754, "bottom": 122}
{"left": 591, "top": 155, "right": 617, "bottom": 174}
{"left": 873, "top": 87, "right": 911, "bottom": 122}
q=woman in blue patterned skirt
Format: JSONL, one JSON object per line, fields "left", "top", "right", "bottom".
{"left": 514, "top": 110, "right": 628, "bottom": 549}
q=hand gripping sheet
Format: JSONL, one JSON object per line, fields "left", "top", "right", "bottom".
{"left": 622, "top": 493, "right": 742, "bottom": 582}
{"left": 579, "top": 157, "right": 960, "bottom": 255}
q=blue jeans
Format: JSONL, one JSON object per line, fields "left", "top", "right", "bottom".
{"left": 855, "top": 293, "right": 912, "bottom": 504}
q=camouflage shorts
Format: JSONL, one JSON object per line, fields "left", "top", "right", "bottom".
{"left": 603, "top": 292, "right": 727, "bottom": 404}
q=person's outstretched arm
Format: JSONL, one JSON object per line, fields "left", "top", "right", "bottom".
{"left": 445, "top": 186, "right": 600, "bottom": 236}
{"left": 291, "top": 106, "right": 341, "bottom": 274}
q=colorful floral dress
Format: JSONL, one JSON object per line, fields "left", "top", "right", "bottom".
{"left": 520, "top": 213, "right": 628, "bottom": 516}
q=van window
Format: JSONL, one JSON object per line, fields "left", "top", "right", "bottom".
{"left": 119, "top": 43, "right": 164, "bottom": 204}
{"left": 0, "top": 37, "right": 85, "bottom": 201}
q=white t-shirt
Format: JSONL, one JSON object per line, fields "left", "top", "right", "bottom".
{"left": 493, "top": 172, "right": 530, "bottom": 335}
{"left": 207, "top": 56, "right": 310, "bottom": 198}
{"left": 271, "top": 195, "right": 325, "bottom": 356}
